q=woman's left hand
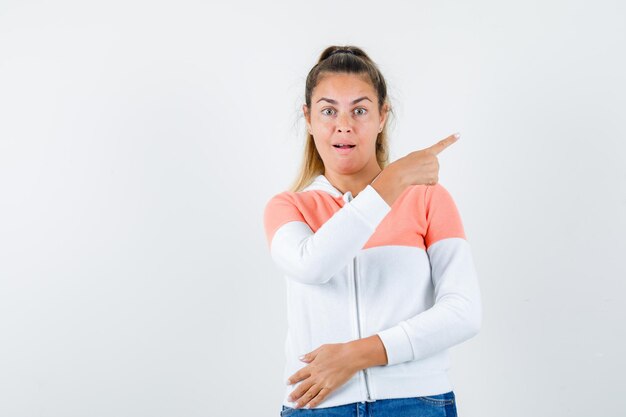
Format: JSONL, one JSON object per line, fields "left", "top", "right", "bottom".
{"left": 286, "top": 342, "right": 360, "bottom": 409}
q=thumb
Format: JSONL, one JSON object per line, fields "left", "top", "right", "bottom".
{"left": 425, "top": 132, "right": 460, "bottom": 155}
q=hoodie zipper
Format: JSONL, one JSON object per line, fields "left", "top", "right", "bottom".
{"left": 340, "top": 187, "right": 374, "bottom": 402}
{"left": 353, "top": 252, "right": 373, "bottom": 401}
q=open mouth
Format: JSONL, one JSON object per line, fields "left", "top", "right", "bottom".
{"left": 333, "top": 144, "right": 356, "bottom": 149}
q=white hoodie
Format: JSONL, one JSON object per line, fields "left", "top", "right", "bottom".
{"left": 263, "top": 174, "right": 482, "bottom": 409}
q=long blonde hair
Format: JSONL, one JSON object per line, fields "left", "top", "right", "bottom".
{"left": 289, "top": 45, "right": 395, "bottom": 192}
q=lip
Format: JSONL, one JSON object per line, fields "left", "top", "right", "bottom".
{"left": 333, "top": 145, "right": 356, "bottom": 155}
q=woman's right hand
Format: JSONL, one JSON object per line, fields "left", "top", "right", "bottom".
{"left": 372, "top": 133, "right": 460, "bottom": 206}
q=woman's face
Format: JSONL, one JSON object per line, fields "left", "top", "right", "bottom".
{"left": 303, "top": 72, "right": 388, "bottom": 176}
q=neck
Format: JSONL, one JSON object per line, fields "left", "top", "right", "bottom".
{"left": 324, "top": 164, "right": 382, "bottom": 198}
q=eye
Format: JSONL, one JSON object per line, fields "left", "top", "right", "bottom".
{"left": 354, "top": 107, "right": 367, "bottom": 115}
{"left": 321, "top": 108, "right": 335, "bottom": 116}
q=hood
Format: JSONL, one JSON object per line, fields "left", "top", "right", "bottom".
{"left": 301, "top": 174, "right": 345, "bottom": 198}
{"left": 302, "top": 172, "right": 383, "bottom": 200}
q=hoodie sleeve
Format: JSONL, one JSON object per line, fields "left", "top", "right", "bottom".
{"left": 375, "top": 183, "right": 482, "bottom": 366}
{"left": 263, "top": 184, "right": 391, "bottom": 285}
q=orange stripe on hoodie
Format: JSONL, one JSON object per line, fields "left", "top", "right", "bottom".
{"left": 264, "top": 182, "right": 466, "bottom": 251}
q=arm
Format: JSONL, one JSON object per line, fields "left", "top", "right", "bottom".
{"left": 263, "top": 184, "right": 391, "bottom": 285}
{"left": 374, "top": 183, "right": 483, "bottom": 366}
{"left": 347, "top": 334, "right": 389, "bottom": 369}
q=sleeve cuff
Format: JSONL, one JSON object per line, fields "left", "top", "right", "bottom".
{"left": 376, "top": 323, "right": 414, "bottom": 366}
{"left": 349, "top": 184, "right": 392, "bottom": 229}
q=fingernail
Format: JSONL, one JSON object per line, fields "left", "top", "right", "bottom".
{"left": 453, "top": 132, "right": 461, "bottom": 139}
{"left": 286, "top": 379, "right": 291, "bottom": 385}
{"left": 298, "top": 355, "right": 305, "bottom": 360}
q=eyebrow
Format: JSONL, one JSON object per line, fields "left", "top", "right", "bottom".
{"left": 316, "top": 96, "right": 373, "bottom": 105}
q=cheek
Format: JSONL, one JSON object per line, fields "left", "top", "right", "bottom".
{"left": 314, "top": 119, "right": 333, "bottom": 132}
{"left": 312, "top": 124, "right": 334, "bottom": 138}
{"left": 313, "top": 138, "right": 330, "bottom": 155}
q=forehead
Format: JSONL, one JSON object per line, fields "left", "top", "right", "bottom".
{"left": 312, "top": 72, "right": 376, "bottom": 103}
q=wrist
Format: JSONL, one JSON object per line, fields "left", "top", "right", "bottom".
{"left": 346, "top": 335, "right": 389, "bottom": 371}
{"left": 371, "top": 168, "right": 406, "bottom": 207}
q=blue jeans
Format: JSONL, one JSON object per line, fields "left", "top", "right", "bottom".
{"left": 279, "top": 391, "right": 457, "bottom": 416}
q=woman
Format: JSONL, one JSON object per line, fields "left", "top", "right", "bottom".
{"left": 263, "top": 46, "right": 482, "bottom": 417}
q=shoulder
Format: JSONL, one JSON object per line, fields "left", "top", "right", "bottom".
{"left": 424, "top": 182, "right": 455, "bottom": 202}
{"left": 264, "top": 191, "right": 301, "bottom": 221}
{"left": 265, "top": 190, "right": 296, "bottom": 206}
{"left": 264, "top": 189, "right": 317, "bottom": 214}
{"left": 421, "top": 183, "right": 467, "bottom": 246}
{"left": 399, "top": 183, "right": 455, "bottom": 207}
{"left": 410, "top": 182, "right": 452, "bottom": 196}
{"left": 263, "top": 191, "right": 305, "bottom": 247}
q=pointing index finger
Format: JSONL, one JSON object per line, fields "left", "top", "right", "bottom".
{"left": 425, "top": 132, "right": 460, "bottom": 155}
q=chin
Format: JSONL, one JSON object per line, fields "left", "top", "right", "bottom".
{"left": 330, "top": 163, "right": 365, "bottom": 175}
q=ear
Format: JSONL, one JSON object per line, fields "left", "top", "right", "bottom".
{"left": 303, "top": 104, "right": 312, "bottom": 134}
{"left": 379, "top": 102, "right": 389, "bottom": 130}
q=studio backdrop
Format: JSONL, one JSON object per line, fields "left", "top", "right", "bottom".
{"left": 0, "top": 1, "right": 624, "bottom": 416}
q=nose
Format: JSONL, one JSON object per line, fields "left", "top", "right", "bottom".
{"left": 336, "top": 112, "right": 352, "bottom": 133}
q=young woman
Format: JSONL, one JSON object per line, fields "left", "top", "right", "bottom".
{"left": 263, "top": 46, "right": 482, "bottom": 417}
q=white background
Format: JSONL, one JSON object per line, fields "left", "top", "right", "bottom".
{"left": 1, "top": 1, "right": 625, "bottom": 416}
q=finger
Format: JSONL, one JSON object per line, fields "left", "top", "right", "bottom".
{"left": 286, "top": 368, "right": 309, "bottom": 385}
{"left": 296, "top": 385, "right": 324, "bottom": 409}
{"left": 300, "top": 344, "right": 322, "bottom": 363}
{"left": 306, "top": 387, "right": 330, "bottom": 408}
{"left": 288, "top": 377, "right": 314, "bottom": 402}
{"left": 425, "top": 132, "right": 460, "bottom": 155}
{"left": 300, "top": 346, "right": 320, "bottom": 361}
